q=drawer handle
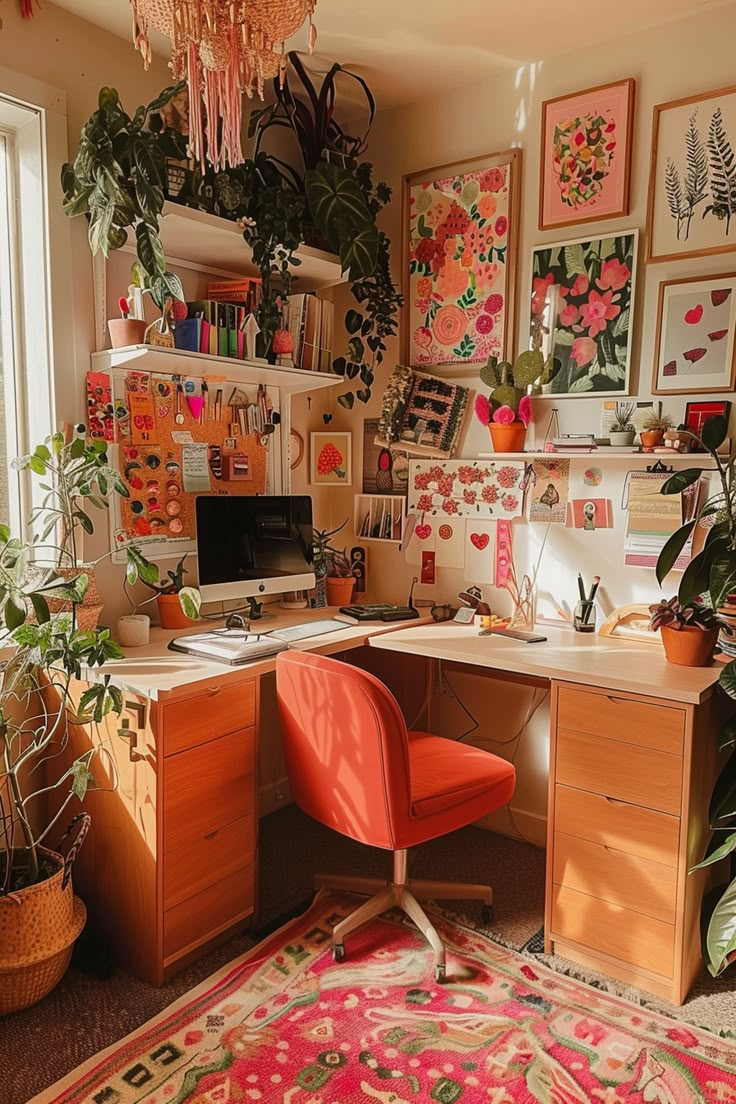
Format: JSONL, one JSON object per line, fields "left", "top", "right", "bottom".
{"left": 204, "top": 829, "right": 219, "bottom": 841}
{"left": 207, "top": 686, "right": 223, "bottom": 696}
{"left": 604, "top": 796, "right": 626, "bottom": 807}
{"left": 605, "top": 695, "right": 629, "bottom": 706}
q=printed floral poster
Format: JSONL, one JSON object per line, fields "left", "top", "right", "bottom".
{"left": 405, "top": 151, "right": 520, "bottom": 368}
{"left": 408, "top": 460, "right": 525, "bottom": 519}
{"left": 530, "top": 230, "right": 637, "bottom": 396}
{"left": 530, "top": 458, "right": 570, "bottom": 524}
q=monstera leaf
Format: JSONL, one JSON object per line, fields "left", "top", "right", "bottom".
{"left": 304, "top": 161, "right": 379, "bottom": 278}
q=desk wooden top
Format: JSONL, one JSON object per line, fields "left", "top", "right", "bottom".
{"left": 88, "top": 608, "right": 431, "bottom": 701}
{"left": 369, "top": 622, "right": 722, "bottom": 705}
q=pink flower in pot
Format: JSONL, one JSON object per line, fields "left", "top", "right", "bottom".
{"left": 492, "top": 404, "right": 516, "bottom": 425}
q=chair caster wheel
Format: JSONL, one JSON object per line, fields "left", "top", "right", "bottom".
{"left": 332, "top": 943, "right": 345, "bottom": 963}
{"left": 481, "top": 905, "right": 494, "bottom": 925}
{"left": 434, "top": 963, "right": 447, "bottom": 984}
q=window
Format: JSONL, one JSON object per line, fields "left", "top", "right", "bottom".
{"left": 0, "top": 129, "right": 23, "bottom": 531}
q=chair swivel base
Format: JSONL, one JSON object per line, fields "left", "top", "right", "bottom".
{"left": 316, "top": 849, "right": 495, "bottom": 983}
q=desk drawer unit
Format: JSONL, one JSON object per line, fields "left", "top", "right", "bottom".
{"left": 547, "top": 681, "right": 716, "bottom": 1005}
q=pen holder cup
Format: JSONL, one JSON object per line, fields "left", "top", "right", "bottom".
{"left": 573, "top": 601, "right": 596, "bottom": 633}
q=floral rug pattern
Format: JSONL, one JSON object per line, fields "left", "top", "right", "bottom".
{"left": 33, "top": 892, "right": 736, "bottom": 1104}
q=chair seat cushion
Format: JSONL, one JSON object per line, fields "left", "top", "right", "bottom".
{"left": 408, "top": 732, "right": 516, "bottom": 821}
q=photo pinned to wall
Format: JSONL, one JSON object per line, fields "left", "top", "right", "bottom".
{"left": 403, "top": 149, "right": 521, "bottom": 369}
{"left": 567, "top": 498, "right": 614, "bottom": 530}
{"left": 408, "top": 459, "right": 525, "bottom": 518}
{"left": 530, "top": 230, "right": 637, "bottom": 396}
{"left": 684, "top": 400, "right": 732, "bottom": 449}
{"left": 464, "top": 520, "right": 496, "bottom": 582}
{"left": 310, "top": 431, "right": 352, "bottom": 485}
{"left": 362, "top": 418, "right": 409, "bottom": 495}
{"left": 529, "top": 458, "right": 570, "bottom": 524}
{"left": 647, "top": 84, "right": 736, "bottom": 263}
{"left": 652, "top": 273, "right": 736, "bottom": 394}
{"left": 539, "top": 78, "right": 635, "bottom": 232}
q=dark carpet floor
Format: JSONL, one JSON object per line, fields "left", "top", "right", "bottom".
{"left": 3, "top": 805, "right": 736, "bottom": 1104}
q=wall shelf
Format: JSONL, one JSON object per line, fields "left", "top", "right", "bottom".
{"left": 478, "top": 451, "right": 719, "bottom": 462}
{"left": 91, "top": 344, "right": 341, "bottom": 398}
{"left": 121, "top": 202, "right": 346, "bottom": 289}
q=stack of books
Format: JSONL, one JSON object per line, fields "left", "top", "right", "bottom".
{"left": 287, "top": 293, "right": 335, "bottom": 372}
{"left": 177, "top": 278, "right": 263, "bottom": 359}
{"left": 719, "top": 594, "right": 736, "bottom": 658}
{"left": 548, "top": 434, "right": 597, "bottom": 452}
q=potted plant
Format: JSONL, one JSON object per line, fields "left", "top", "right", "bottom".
{"left": 641, "top": 406, "right": 675, "bottom": 449}
{"left": 474, "top": 352, "right": 546, "bottom": 452}
{"left": 608, "top": 401, "right": 636, "bottom": 446}
{"left": 128, "top": 550, "right": 201, "bottom": 631}
{"left": 649, "top": 596, "right": 724, "bottom": 666}
{"left": 313, "top": 520, "right": 355, "bottom": 607}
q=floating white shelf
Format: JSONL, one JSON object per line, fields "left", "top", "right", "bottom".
{"left": 478, "top": 451, "right": 718, "bottom": 462}
{"left": 91, "top": 344, "right": 340, "bottom": 398}
{"left": 121, "top": 202, "right": 345, "bottom": 289}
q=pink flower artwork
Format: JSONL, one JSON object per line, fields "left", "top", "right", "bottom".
{"left": 579, "top": 289, "right": 621, "bottom": 338}
{"left": 408, "top": 460, "right": 525, "bottom": 518}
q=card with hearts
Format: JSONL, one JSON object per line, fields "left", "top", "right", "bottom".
{"left": 405, "top": 516, "right": 436, "bottom": 565}
{"left": 435, "top": 520, "right": 465, "bottom": 568}
{"left": 464, "top": 520, "right": 496, "bottom": 582}
{"left": 654, "top": 274, "right": 736, "bottom": 394}
{"left": 408, "top": 460, "right": 525, "bottom": 519}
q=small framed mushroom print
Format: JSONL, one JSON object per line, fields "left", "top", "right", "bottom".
{"left": 310, "top": 431, "right": 352, "bottom": 485}
{"left": 653, "top": 272, "right": 736, "bottom": 394}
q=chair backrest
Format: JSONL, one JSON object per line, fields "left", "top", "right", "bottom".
{"left": 276, "top": 650, "right": 412, "bottom": 850}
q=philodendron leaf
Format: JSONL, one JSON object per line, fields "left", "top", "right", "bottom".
{"left": 304, "top": 161, "right": 377, "bottom": 275}
{"left": 702, "top": 414, "right": 729, "bottom": 453}
{"left": 135, "top": 221, "right": 165, "bottom": 279}
{"left": 345, "top": 309, "right": 362, "bottom": 335}
{"left": 691, "top": 831, "right": 736, "bottom": 872}
{"left": 677, "top": 550, "right": 710, "bottom": 606}
{"left": 660, "top": 469, "right": 702, "bottom": 495}
{"left": 337, "top": 392, "right": 355, "bottom": 410}
{"left": 338, "top": 225, "right": 379, "bottom": 280}
{"left": 719, "top": 715, "right": 736, "bottom": 751}
{"left": 178, "top": 587, "right": 201, "bottom": 621}
{"left": 710, "top": 552, "right": 736, "bottom": 610}
{"left": 705, "top": 878, "right": 736, "bottom": 976}
{"left": 655, "top": 520, "right": 696, "bottom": 585}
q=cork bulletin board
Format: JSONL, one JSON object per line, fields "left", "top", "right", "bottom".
{"left": 106, "top": 368, "right": 280, "bottom": 561}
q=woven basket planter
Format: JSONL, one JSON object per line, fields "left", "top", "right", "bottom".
{"left": 45, "top": 564, "right": 104, "bottom": 632}
{"left": 0, "top": 846, "right": 86, "bottom": 1014}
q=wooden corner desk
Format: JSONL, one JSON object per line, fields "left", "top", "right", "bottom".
{"left": 66, "top": 613, "right": 722, "bottom": 1004}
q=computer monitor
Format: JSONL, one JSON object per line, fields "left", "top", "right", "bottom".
{"left": 195, "top": 495, "right": 315, "bottom": 603}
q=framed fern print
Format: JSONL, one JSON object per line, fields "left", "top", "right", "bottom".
{"left": 647, "top": 85, "right": 736, "bottom": 262}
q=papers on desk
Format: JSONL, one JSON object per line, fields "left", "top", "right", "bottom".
{"left": 169, "top": 630, "right": 287, "bottom": 664}
{"left": 623, "top": 470, "right": 704, "bottom": 570}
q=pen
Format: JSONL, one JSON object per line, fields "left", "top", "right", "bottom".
{"left": 577, "top": 573, "right": 586, "bottom": 602}
{"left": 201, "top": 380, "right": 209, "bottom": 423}
{"left": 584, "top": 576, "right": 600, "bottom": 624}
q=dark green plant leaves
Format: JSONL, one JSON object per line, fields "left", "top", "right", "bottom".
{"left": 702, "top": 414, "right": 729, "bottom": 453}
{"left": 677, "top": 550, "right": 710, "bottom": 606}
{"left": 655, "top": 520, "right": 696, "bottom": 585}
{"left": 337, "top": 393, "right": 355, "bottom": 409}
{"left": 710, "top": 552, "right": 736, "bottom": 609}
{"left": 304, "top": 161, "right": 378, "bottom": 278}
{"left": 345, "top": 309, "right": 362, "bottom": 334}
{"left": 719, "top": 716, "right": 736, "bottom": 751}
{"left": 660, "top": 469, "right": 703, "bottom": 495}
{"left": 5, "top": 596, "right": 25, "bottom": 631}
{"left": 135, "top": 222, "right": 166, "bottom": 279}
{"left": 709, "top": 752, "right": 736, "bottom": 827}
{"left": 691, "top": 831, "right": 736, "bottom": 872}
{"left": 705, "top": 878, "right": 736, "bottom": 975}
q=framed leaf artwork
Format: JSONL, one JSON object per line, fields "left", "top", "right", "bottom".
{"left": 647, "top": 84, "right": 736, "bottom": 262}
{"left": 402, "top": 149, "right": 521, "bottom": 370}
{"left": 539, "top": 78, "right": 635, "bottom": 232}
{"left": 529, "top": 230, "right": 638, "bottom": 396}
{"left": 652, "top": 273, "right": 736, "bottom": 394}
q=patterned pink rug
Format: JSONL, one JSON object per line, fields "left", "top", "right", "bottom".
{"left": 31, "top": 892, "right": 736, "bottom": 1103}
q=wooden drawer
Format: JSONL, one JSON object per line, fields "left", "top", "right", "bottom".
{"left": 555, "top": 785, "right": 680, "bottom": 867}
{"left": 557, "top": 686, "right": 684, "bottom": 756}
{"left": 551, "top": 884, "right": 674, "bottom": 978}
{"left": 556, "top": 729, "right": 683, "bottom": 815}
{"left": 164, "top": 727, "right": 255, "bottom": 853}
{"left": 164, "top": 814, "right": 255, "bottom": 910}
{"left": 553, "top": 832, "right": 677, "bottom": 923}
{"left": 163, "top": 680, "right": 256, "bottom": 755}
{"left": 164, "top": 864, "right": 254, "bottom": 959}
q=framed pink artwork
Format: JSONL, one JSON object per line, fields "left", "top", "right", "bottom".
{"left": 652, "top": 272, "right": 736, "bottom": 394}
{"left": 402, "top": 149, "right": 521, "bottom": 370}
{"left": 539, "top": 79, "right": 635, "bottom": 232}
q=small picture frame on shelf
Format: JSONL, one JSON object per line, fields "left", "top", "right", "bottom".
{"left": 684, "top": 400, "right": 731, "bottom": 451}
{"left": 310, "top": 432, "right": 352, "bottom": 486}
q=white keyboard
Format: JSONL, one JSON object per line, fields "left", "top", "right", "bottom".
{"left": 272, "top": 619, "right": 347, "bottom": 643}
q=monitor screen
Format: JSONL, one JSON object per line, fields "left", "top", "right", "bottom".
{"left": 195, "top": 495, "right": 315, "bottom": 602}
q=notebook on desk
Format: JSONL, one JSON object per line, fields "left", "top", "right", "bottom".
{"left": 168, "top": 630, "right": 288, "bottom": 665}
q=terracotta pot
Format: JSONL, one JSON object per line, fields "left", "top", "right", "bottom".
{"left": 0, "top": 847, "right": 86, "bottom": 1014}
{"left": 325, "top": 576, "right": 355, "bottom": 606}
{"left": 660, "top": 624, "right": 718, "bottom": 667}
{"left": 641, "top": 429, "right": 664, "bottom": 449}
{"left": 488, "top": 422, "right": 527, "bottom": 453}
{"left": 157, "top": 593, "right": 195, "bottom": 630}
{"left": 108, "top": 319, "right": 147, "bottom": 349}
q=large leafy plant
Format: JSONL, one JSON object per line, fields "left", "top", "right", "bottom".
{"left": 654, "top": 413, "right": 736, "bottom": 975}
{"left": 61, "top": 85, "right": 187, "bottom": 303}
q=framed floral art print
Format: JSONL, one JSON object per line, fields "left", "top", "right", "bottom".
{"left": 529, "top": 229, "right": 638, "bottom": 396}
{"left": 647, "top": 84, "right": 736, "bottom": 262}
{"left": 539, "top": 78, "right": 635, "bottom": 232}
{"left": 402, "top": 149, "right": 521, "bottom": 371}
{"left": 652, "top": 273, "right": 736, "bottom": 394}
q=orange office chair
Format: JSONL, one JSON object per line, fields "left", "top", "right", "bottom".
{"left": 276, "top": 650, "right": 516, "bottom": 981}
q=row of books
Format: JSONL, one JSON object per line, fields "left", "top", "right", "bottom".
{"left": 174, "top": 279, "right": 263, "bottom": 359}
{"left": 287, "top": 293, "right": 334, "bottom": 372}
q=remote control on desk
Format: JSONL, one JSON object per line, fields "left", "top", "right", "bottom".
{"left": 478, "top": 628, "right": 547, "bottom": 643}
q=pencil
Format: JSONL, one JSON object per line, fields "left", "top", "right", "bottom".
{"left": 577, "top": 573, "right": 586, "bottom": 602}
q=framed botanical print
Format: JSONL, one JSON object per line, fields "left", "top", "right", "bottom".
{"left": 529, "top": 229, "right": 638, "bottom": 396}
{"left": 653, "top": 273, "right": 736, "bottom": 394}
{"left": 402, "top": 149, "right": 521, "bottom": 370}
{"left": 310, "top": 432, "right": 352, "bottom": 486}
{"left": 647, "top": 84, "right": 736, "bottom": 262}
{"left": 539, "top": 78, "right": 635, "bottom": 232}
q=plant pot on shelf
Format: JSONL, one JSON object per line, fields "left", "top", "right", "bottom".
{"left": 156, "top": 593, "right": 195, "bottom": 630}
{"left": 640, "top": 429, "right": 664, "bottom": 449}
{"left": 116, "top": 614, "right": 150, "bottom": 648}
{"left": 660, "top": 624, "right": 719, "bottom": 667}
{"left": 0, "top": 846, "right": 86, "bottom": 1015}
{"left": 108, "top": 319, "right": 147, "bottom": 349}
{"left": 489, "top": 422, "right": 527, "bottom": 453}
{"left": 609, "top": 430, "right": 636, "bottom": 446}
{"left": 325, "top": 576, "right": 355, "bottom": 606}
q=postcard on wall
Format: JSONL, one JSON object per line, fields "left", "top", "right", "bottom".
{"left": 310, "top": 432, "right": 352, "bottom": 485}
{"left": 529, "top": 458, "right": 570, "bottom": 524}
{"left": 653, "top": 273, "right": 736, "bottom": 394}
{"left": 464, "top": 521, "right": 496, "bottom": 583}
{"left": 408, "top": 459, "right": 525, "bottom": 519}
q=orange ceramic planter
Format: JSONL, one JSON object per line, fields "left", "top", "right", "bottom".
{"left": 660, "top": 624, "right": 718, "bottom": 667}
{"left": 108, "top": 319, "right": 147, "bottom": 348}
{"left": 157, "top": 593, "right": 195, "bottom": 630}
{"left": 325, "top": 577, "right": 355, "bottom": 606}
{"left": 489, "top": 422, "right": 527, "bottom": 453}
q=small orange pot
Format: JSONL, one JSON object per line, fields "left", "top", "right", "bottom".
{"left": 157, "top": 593, "right": 195, "bottom": 630}
{"left": 325, "top": 576, "right": 355, "bottom": 606}
{"left": 641, "top": 429, "right": 664, "bottom": 449}
{"left": 489, "top": 422, "right": 527, "bottom": 453}
{"left": 660, "top": 624, "right": 718, "bottom": 667}
{"left": 108, "top": 319, "right": 147, "bottom": 349}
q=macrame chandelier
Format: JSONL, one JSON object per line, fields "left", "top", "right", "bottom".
{"left": 130, "top": 0, "right": 317, "bottom": 169}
